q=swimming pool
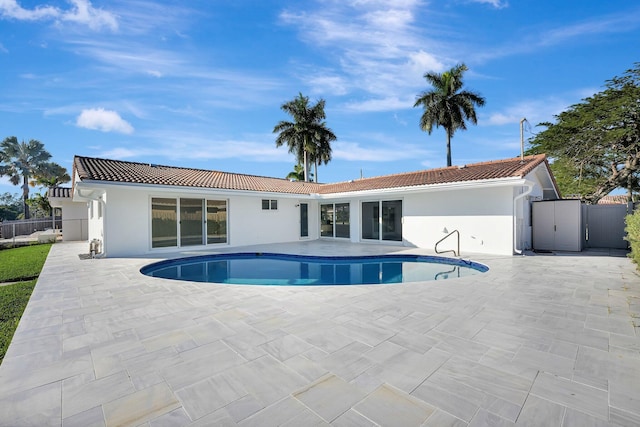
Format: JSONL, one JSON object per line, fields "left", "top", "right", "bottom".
{"left": 141, "top": 253, "right": 488, "bottom": 285}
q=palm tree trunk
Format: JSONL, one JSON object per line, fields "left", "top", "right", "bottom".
{"left": 22, "top": 174, "right": 30, "bottom": 219}
{"left": 303, "top": 150, "right": 308, "bottom": 182}
{"left": 446, "top": 130, "right": 452, "bottom": 167}
{"left": 314, "top": 160, "right": 318, "bottom": 183}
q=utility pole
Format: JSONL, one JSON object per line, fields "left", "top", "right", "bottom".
{"left": 520, "top": 117, "right": 527, "bottom": 162}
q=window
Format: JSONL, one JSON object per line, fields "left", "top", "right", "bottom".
{"left": 207, "top": 200, "right": 227, "bottom": 244}
{"left": 151, "top": 198, "right": 228, "bottom": 249}
{"left": 262, "top": 199, "right": 277, "bottom": 210}
{"left": 151, "top": 198, "right": 178, "bottom": 248}
{"left": 320, "top": 202, "right": 350, "bottom": 238}
{"left": 361, "top": 200, "right": 402, "bottom": 242}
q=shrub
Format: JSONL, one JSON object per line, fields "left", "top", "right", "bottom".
{"left": 625, "top": 209, "right": 640, "bottom": 267}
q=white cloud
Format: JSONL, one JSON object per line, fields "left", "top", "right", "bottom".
{"left": 76, "top": 108, "right": 134, "bottom": 134}
{"left": 0, "top": 0, "right": 118, "bottom": 31}
{"left": 466, "top": 0, "right": 508, "bottom": 9}
{"left": 280, "top": 2, "right": 451, "bottom": 103}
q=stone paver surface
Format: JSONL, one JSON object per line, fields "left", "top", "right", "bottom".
{"left": 0, "top": 241, "right": 639, "bottom": 426}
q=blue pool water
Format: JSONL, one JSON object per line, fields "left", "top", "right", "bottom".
{"left": 141, "top": 253, "right": 488, "bottom": 286}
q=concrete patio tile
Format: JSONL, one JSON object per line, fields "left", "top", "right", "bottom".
{"left": 0, "top": 380, "right": 61, "bottom": 426}
{"left": 354, "top": 384, "right": 435, "bottom": 426}
{"left": 148, "top": 408, "right": 191, "bottom": 427}
{"left": 297, "top": 327, "right": 355, "bottom": 353}
{"left": 62, "top": 405, "right": 105, "bottom": 427}
{"left": 260, "top": 334, "right": 315, "bottom": 361}
{"left": 422, "top": 410, "right": 468, "bottom": 426}
{"left": 62, "top": 370, "right": 135, "bottom": 419}
{"left": 176, "top": 371, "right": 247, "bottom": 420}
{"left": 224, "top": 394, "right": 264, "bottom": 423}
{"left": 609, "top": 380, "right": 640, "bottom": 423}
{"left": 609, "top": 406, "right": 640, "bottom": 427}
{"left": 512, "top": 346, "right": 576, "bottom": 378}
{"left": 330, "top": 409, "right": 378, "bottom": 426}
{"left": 102, "top": 382, "right": 181, "bottom": 427}
{"left": 437, "top": 357, "right": 532, "bottom": 406}
{"left": 468, "top": 408, "right": 514, "bottom": 427}
{"left": 562, "top": 408, "right": 619, "bottom": 427}
{"left": 230, "top": 355, "right": 308, "bottom": 406}
{"left": 181, "top": 408, "right": 237, "bottom": 427}
{"left": 411, "top": 379, "right": 479, "bottom": 422}
{"left": 142, "top": 329, "right": 198, "bottom": 353}
{"left": 162, "top": 345, "right": 245, "bottom": 390}
{"left": 238, "top": 396, "right": 314, "bottom": 427}
{"left": 530, "top": 372, "right": 609, "bottom": 421}
{"left": 428, "top": 330, "right": 491, "bottom": 362}
{"left": 514, "top": 395, "right": 564, "bottom": 426}
{"left": 282, "top": 353, "right": 329, "bottom": 382}
{"left": 388, "top": 330, "right": 439, "bottom": 354}
{"left": 365, "top": 348, "right": 449, "bottom": 393}
{"left": 293, "top": 374, "right": 367, "bottom": 422}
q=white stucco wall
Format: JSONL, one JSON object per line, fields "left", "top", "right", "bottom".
{"left": 60, "top": 201, "right": 88, "bottom": 241}
{"left": 86, "top": 185, "right": 320, "bottom": 257}
{"left": 402, "top": 186, "right": 515, "bottom": 255}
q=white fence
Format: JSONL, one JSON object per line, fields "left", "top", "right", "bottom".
{"left": 0, "top": 217, "right": 62, "bottom": 239}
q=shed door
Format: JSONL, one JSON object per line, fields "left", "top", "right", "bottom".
{"left": 532, "top": 202, "right": 555, "bottom": 250}
{"left": 554, "top": 201, "right": 582, "bottom": 251}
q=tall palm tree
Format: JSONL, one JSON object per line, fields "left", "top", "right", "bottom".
{"left": 286, "top": 164, "right": 307, "bottom": 181}
{"left": 274, "top": 93, "right": 336, "bottom": 182}
{"left": 414, "top": 63, "right": 486, "bottom": 166}
{"left": 309, "top": 128, "right": 335, "bottom": 183}
{"left": 0, "top": 137, "right": 53, "bottom": 219}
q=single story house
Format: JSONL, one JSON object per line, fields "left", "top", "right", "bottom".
{"left": 70, "top": 154, "right": 560, "bottom": 257}
{"left": 47, "top": 186, "right": 89, "bottom": 241}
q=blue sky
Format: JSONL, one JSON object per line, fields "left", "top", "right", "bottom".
{"left": 1, "top": 0, "right": 639, "bottom": 196}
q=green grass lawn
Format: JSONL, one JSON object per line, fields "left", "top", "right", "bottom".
{"left": 0, "top": 243, "right": 52, "bottom": 283}
{"left": 0, "top": 243, "right": 52, "bottom": 364}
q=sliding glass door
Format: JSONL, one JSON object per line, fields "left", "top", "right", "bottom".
{"left": 151, "top": 198, "right": 227, "bottom": 249}
{"left": 320, "top": 202, "right": 350, "bottom": 238}
{"left": 362, "top": 200, "right": 402, "bottom": 242}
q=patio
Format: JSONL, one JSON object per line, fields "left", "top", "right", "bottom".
{"left": 0, "top": 241, "right": 639, "bottom": 426}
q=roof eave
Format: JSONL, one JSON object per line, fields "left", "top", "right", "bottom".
{"left": 318, "top": 177, "right": 530, "bottom": 199}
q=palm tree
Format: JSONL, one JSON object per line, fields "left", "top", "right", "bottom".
{"left": 0, "top": 137, "right": 54, "bottom": 219}
{"left": 414, "top": 63, "right": 486, "bottom": 166}
{"left": 274, "top": 93, "right": 336, "bottom": 182}
{"left": 29, "top": 162, "right": 71, "bottom": 188}
{"left": 308, "top": 123, "right": 336, "bottom": 183}
{"left": 286, "top": 164, "right": 307, "bottom": 181}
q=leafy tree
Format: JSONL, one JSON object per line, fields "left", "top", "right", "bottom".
{"left": 0, "top": 193, "right": 21, "bottom": 221}
{"left": 29, "top": 162, "right": 71, "bottom": 188}
{"left": 414, "top": 63, "right": 486, "bottom": 167}
{"left": 26, "top": 193, "right": 52, "bottom": 219}
{"left": 309, "top": 129, "right": 335, "bottom": 183}
{"left": 0, "top": 137, "right": 68, "bottom": 219}
{"left": 286, "top": 163, "right": 312, "bottom": 181}
{"left": 527, "top": 63, "right": 640, "bottom": 204}
{"left": 274, "top": 93, "right": 336, "bottom": 182}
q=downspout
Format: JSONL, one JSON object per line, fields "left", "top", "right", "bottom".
{"left": 513, "top": 182, "right": 534, "bottom": 255}
{"left": 76, "top": 189, "right": 107, "bottom": 258}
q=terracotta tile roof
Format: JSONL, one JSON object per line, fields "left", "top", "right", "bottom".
{"left": 73, "top": 156, "right": 322, "bottom": 194}
{"left": 47, "top": 186, "right": 72, "bottom": 198}
{"left": 317, "top": 154, "right": 550, "bottom": 194}
{"left": 597, "top": 195, "right": 629, "bottom": 205}
{"left": 73, "top": 154, "right": 550, "bottom": 195}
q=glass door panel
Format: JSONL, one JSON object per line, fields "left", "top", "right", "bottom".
{"left": 361, "top": 201, "right": 379, "bottom": 240}
{"left": 335, "top": 203, "right": 350, "bottom": 238}
{"left": 207, "top": 200, "right": 227, "bottom": 244}
{"left": 382, "top": 200, "right": 402, "bottom": 241}
{"left": 151, "top": 198, "right": 177, "bottom": 248}
{"left": 320, "top": 204, "right": 333, "bottom": 237}
{"left": 300, "top": 203, "right": 308, "bottom": 237}
{"left": 180, "top": 198, "right": 204, "bottom": 246}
